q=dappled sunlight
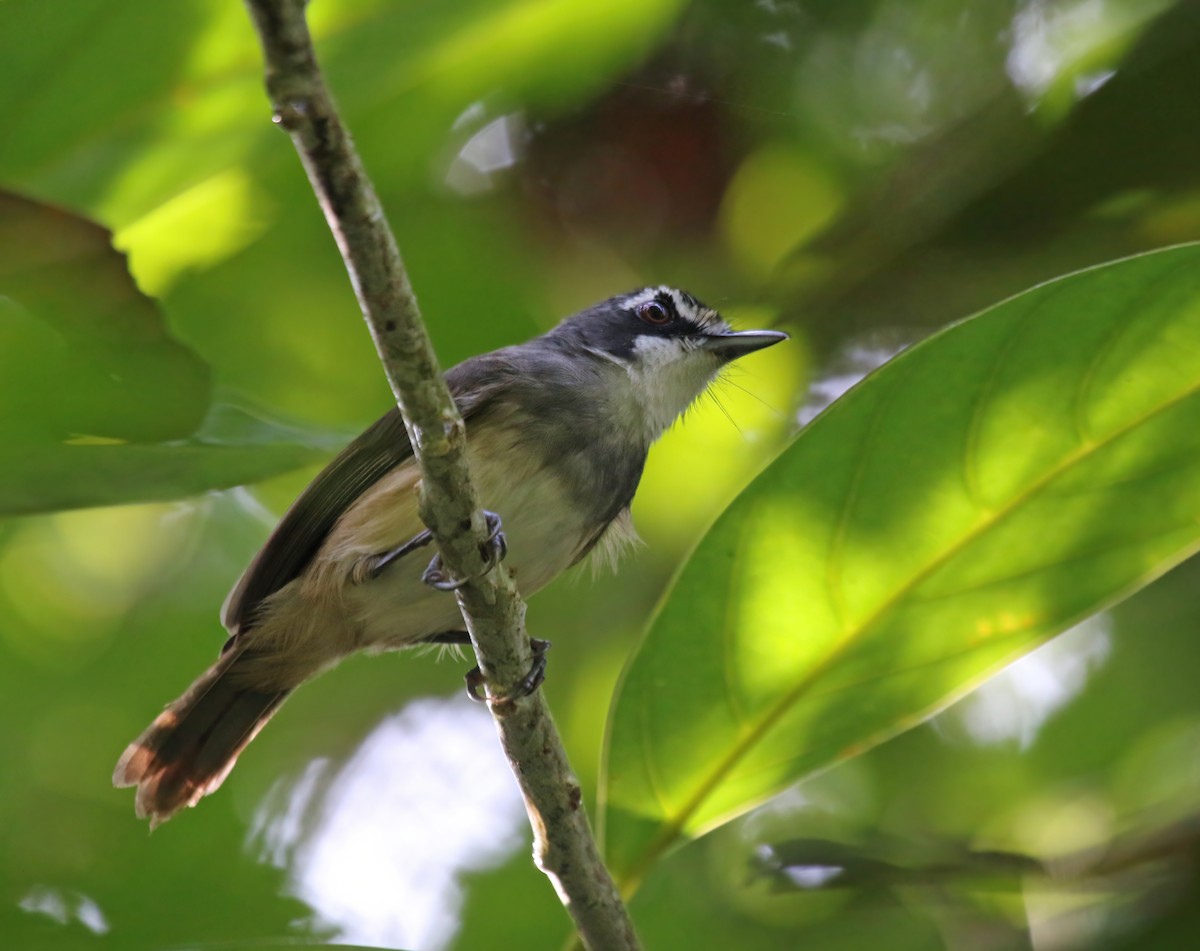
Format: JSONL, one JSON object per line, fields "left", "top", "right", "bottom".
{"left": 250, "top": 697, "right": 526, "bottom": 951}
{"left": 115, "top": 169, "right": 274, "bottom": 296}
{"left": 720, "top": 147, "right": 843, "bottom": 277}
{"left": 93, "top": 28, "right": 268, "bottom": 230}
{"left": 0, "top": 502, "right": 200, "bottom": 662}
{"left": 729, "top": 498, "right": 841, "bottom": 702}
{"left": 798, "top": 333, "right": 913, "bottom": 426}
{"left": 934, "top": 614, "right": 1112, "bottom": 749}
{"left": 5, "top": 0, "right": 1200, "bottom": 947}
{"left": 1016, "top": 790, "right": 1116, "bottom": 863}
{"left": 18, "top": 885, "right": 109, "bottom": 936}
{"left": 1007, "top": 0, "right": 1173, "bottom": 115}
{"left": 410, "top": 0, "right": 686, "bottom": 109}
{"left": 444, "top": 113, "right": 526, "bottom": 196}
{"left": 1114, "top": 717, "right": 1200, "bottom": 816}
{"left": 797, "top": 1, "right": 1012, "bottom": 162}
{"left": 606, "top": 245, "right": 1200, "bottom": 879}
{"left": 1019, "top": 791, "right": 1118, "bottom": 950}
{"left": 732, "top": 768, "right": 879, "bottom": 882}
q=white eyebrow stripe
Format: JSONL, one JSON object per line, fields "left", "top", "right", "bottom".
{"left": 621, "top": 286, "right": 672, "bottom": 309}
{"left": 667, "top": 288, "right": 690, "bottom": 317}
{"left": 620, "top": 286, "right": 729, "bottom": 333}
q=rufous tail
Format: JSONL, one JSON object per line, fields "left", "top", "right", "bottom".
{"left": 113, "top": 646, "right": 289, "bottom": 826}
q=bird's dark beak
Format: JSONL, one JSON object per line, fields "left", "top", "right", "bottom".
{"left": 699, "top": 329, "right": 789, "bottom": 359}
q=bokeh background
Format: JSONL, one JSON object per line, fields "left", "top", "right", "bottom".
{"left": 2, "top": 0, "right": 1200, "bottom": 948}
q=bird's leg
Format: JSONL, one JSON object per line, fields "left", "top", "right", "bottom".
{"left": 427, "top": 631, "right": 489, "bottom": 701}
{"left": 425, "top": 631, "right": 551, "bottom": 704}
{"left": 422, "top": 510, "right": 507, "bottom": 592}
{"left": 353, "top": 529, "right": 434, "bottom": 584}
{"left": 513, "top": 638, "right": 551, "bottom": 699}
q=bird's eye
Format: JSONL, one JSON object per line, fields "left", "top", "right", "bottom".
{"left": 637, "top": 301, "right": 672, "bottom": 325}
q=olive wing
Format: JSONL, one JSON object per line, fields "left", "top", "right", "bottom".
{"left": 220, "top": 408, "right": 413, "bottom": 632}
{"left": 220, "top": 352, "right": 521, "bottom": 634}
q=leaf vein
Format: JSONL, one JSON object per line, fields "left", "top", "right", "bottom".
{"left": 1072, "top": 257, "right": 1198, "bottom": 445}
{"left": 622, "top": 343, "right": 1200, "bottom": 891}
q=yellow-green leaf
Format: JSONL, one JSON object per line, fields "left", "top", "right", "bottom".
{"left": 602, "top": 244, "right": 1200, "bottom": 891}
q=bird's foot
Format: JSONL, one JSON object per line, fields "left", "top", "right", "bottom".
{"left": 465, "top": 638, "right": 551, "bottom": 704}
{"left": 425, "top": 631, "right": 551, "bottom": 704}
{"left": 422, "top": 510, "right": 507, "bottom": 591}
{"left": 353, "top": 529, "right": 434, "bottom": 584}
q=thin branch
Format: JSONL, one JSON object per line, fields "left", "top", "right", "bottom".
{"left": 241, "top": 2, "right": 640, "bottom": 948}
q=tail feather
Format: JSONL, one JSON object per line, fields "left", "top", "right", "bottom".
{"left": 113, "top": 647, "right": 289, "bottom": 826}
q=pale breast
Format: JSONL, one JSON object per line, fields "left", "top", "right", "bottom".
{"left": 239, "top": 404, "right": 636, "bottom": 680}
{"left": 342, "top": 418, "right": 596, "bottom": 650}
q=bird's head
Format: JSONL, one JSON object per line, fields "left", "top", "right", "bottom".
{"left": 549, "top": 286, "right": 788, "bottom": 440}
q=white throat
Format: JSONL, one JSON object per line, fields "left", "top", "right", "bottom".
{"left": 622, "top": 335, "right": 721, "bottom": 442}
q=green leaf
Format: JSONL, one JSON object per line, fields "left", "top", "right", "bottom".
{"left": 0, "top": 441, "right": 325, "bottom": 516}
{"left": 0, "top": 191, "right": 336, "bottom": 515}
{"left": 0, "top": 190, "right": 211, "bottom": 444}
{"left": 601, "top": 244, "right": 1200, "bottom": 889}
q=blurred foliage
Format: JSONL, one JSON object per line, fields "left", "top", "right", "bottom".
{"left": 2, "top": 1, "right": 1200, "bottom": 950}
{"left": 0, "top": 190, "right": 336, "bottom": 512}
{"left": 0, "top": 192, "right": 210, "bottom": 445}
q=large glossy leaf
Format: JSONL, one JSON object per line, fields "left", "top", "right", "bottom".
{"left": 601, "top": 244, "right": 1200, "bottom": 889}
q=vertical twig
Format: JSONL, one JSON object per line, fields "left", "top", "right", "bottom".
{"left": 241, "top": 1, "right": 640, "bottom": 948}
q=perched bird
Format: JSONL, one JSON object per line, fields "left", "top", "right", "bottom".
{"left": 113, "top": 287, "right": 787, "bottom": 824}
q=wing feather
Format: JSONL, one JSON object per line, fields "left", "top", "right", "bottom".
{"left": 221, "top": 409, "right": 412, "bottom": 632}
{"left": 220, "top": 352, "right": 521, "bottom": 634}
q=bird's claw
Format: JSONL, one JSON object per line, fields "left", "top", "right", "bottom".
{"left": 421, "top": 510, "right": 507, "bottom": 591}
{"left": 464, "top": 666, "right": 487, "bottom": 701}
{"left": 422, "top": 560, "right": 470, "bottom": 591}
{"left": 355, "top": 530, "right": 433, "bottom": 584}
{"left": 465, "top": 638, "right": 551, "bottom": 704}
{"left": 483, "top": 510, "right": 508, "bottom": 565}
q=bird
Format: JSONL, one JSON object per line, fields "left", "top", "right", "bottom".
{"left": 113, "top": 286, "right": 787, "bottom": 825}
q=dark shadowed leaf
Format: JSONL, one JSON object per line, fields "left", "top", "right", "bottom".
{"left": 0, "top": 195, "right": 333, "bottom": 514}
{"left": 0, "top": 191, "right": 210, "bottom": 443}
